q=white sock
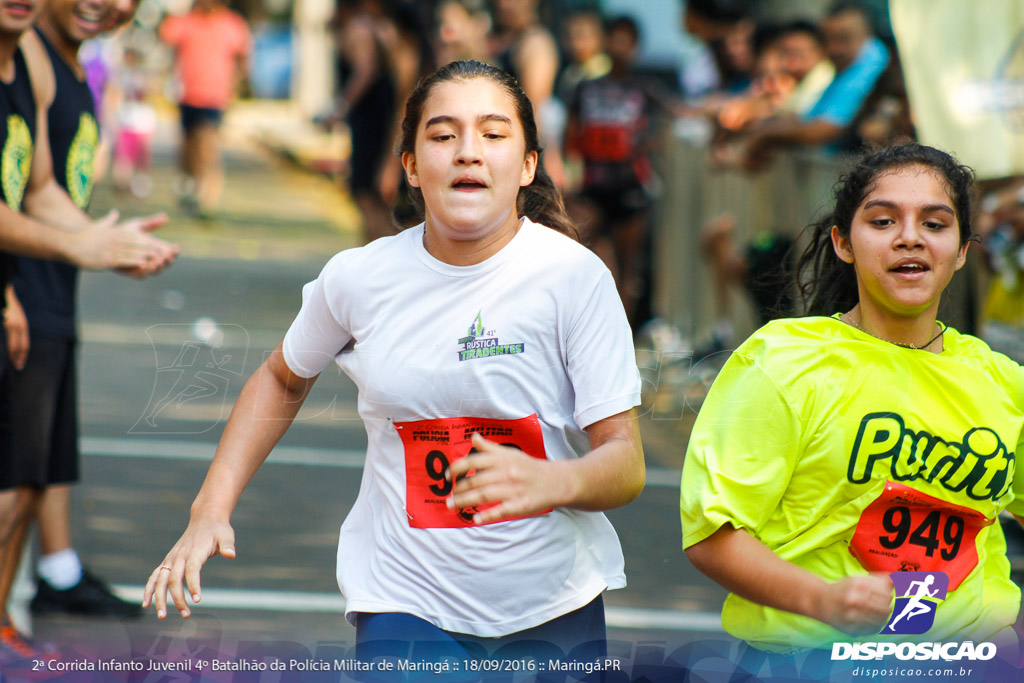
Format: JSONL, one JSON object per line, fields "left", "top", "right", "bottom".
{"left": 37, "top": 549, "right": 83, "bottom": 590}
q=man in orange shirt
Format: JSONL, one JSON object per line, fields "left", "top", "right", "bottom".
{"left": 160, "top": 0, "right": 250, "bottom": 217}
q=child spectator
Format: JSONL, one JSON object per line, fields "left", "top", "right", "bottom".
{"left": 111, "top": 46, "right": 155, "bottom": 197}
{"left": 566, "top": 16, "right": 676, "bottom": 328}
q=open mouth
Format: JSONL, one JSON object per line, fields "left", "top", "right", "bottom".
{"left": 891, "top": 262, "right": 929, "bottom": 275}
{"left": 452, "top": 178, "right": 486, "bottom": 191}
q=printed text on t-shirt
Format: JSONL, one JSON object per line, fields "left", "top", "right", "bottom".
{"left": 847, "top": 413, "right": 1013, "bottom": 502}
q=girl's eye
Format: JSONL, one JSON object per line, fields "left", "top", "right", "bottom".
{"left": 871, "top": 218, "right": 893, "bottom": 227}
{"left": 924, "top": 221, "right": 947, "bottom": 230}
{"left": 431, "top": 134, "right": 454, "bottom": 142}
{"left": 484, "top": 133, "right": 506, "bottom": 140}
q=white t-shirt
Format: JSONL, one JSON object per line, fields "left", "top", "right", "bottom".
{"left": 282, "top": 218, "right": 642, "bottom": 636}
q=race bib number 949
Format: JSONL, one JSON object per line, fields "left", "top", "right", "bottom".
{"left": 394, "top": 414, "right": 548, "bottom": 529}
{"left": 849, "top": 481, "right": 993, "bottom": 590}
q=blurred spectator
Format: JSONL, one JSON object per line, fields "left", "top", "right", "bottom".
{"left": 556, "top": 8, "right": 610, "bottom": 189}
{"left": 842, "top": 50, "right": 914, "bottom": 149}
{"left": 435, "top": 0, "right": 491, "bottom": 66}
{"left": 329, "top": 0, "right": 398, "bottom": 242}
{"left": 776, "top": 20, "right": 834, "bottom": 116}
{"left": 490, "top": 0, "right": 566, "bottom": 188}
{"left": 680, "top": 0, "right": 754, "bottom": 100}
{"left": 111, "top": 46, "right": 156, "bottom": 197}
{"left": 79, "top": 0, "right": 144, "bottom": 183}
{"left": 977, "top": 178, "right": 1024, "bottom": 363}
{"left": 160, "top": 0, "right": 252, "bottom": 217}
{"left": 739, "top": 2, "right": 889, "bottom": 167}
{"left": 380, "top": 2, "right": 435, "bottom": 227}
{"left": 557, "top": 9, "right": 610, "bottom": 106}
{"left": 714, "top": 23, "right": 790, "bottom": 134}
{"left": 566, "top": 16, "right": 676, "bottom": 328}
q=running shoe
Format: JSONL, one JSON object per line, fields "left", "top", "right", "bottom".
{"left": 31, "top": 570, "right": 142, "bottom": 618}
{"left": 0, "top": 618, "right": 57, "bottom": 667}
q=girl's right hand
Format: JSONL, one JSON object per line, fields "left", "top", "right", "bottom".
{"left": 142, "top": 518, "right": 236, "bottom": 619}
{"left": 813, "top": 574, "right": 894, "bottom": 635}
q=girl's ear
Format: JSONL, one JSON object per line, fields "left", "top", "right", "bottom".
{"left": 831, "top": 225, "right": 854, "bottom": 264}
{"left": 520, "top": 150, "right": 538, "bottom": 187}
{"left": 954, "top": 240, "right": 969, "bottom": 271}
{"left": 402, "top": 152, "right": 420, "bottom": 187}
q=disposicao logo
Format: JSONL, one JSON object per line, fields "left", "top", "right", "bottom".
{"left": 831, "top": 570, "right": 997, "bottom": 662}
{"left": 885, "top": 571, "right": 948, "bottom": 635}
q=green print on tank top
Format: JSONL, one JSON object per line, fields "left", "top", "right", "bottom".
{"left": 2, "top": 114, "right": 32, "bottom": 212}
{"left": 67, "top": 112, "right": 98, "bottom": 209}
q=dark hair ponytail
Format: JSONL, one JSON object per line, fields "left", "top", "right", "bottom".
{"left": 795, "top": 143, "right": 975, "bottom": 316}
{"left": 396, "top": 60, "right": 578, "bottom": 240}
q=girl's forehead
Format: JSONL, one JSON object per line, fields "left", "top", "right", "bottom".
{"left": 420, "top": 78, "right": 520, "bottom": 123}
{"left": 860, "top": 165, "right": 956, "bottom": 207}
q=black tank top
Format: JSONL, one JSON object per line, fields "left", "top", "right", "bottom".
{"left": 13, "top": 28, "right": 95, "bottom": 340}
{"left": 0, "top": 47, "right": 37, "bottom": 304}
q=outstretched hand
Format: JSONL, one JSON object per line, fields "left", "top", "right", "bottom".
{"left": 445, "top": 433, "right": 572, "bottom": 525}
{"left": 115, "top": 213, "right": 177, "bottom": 277}
{"left": 142, "top": 518, "right": 236, "bottom": 619}
{"left": 74, "top": 210, "right": 176, "bottom": 274}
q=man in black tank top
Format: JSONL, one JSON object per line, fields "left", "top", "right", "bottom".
{"left": 5, "top": 0, "right": 143, "bottom": 627}
{"left": 0, "top": 0, "right": 176, "bottom": 664}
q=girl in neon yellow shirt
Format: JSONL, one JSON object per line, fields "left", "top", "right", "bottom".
{"left": 681, "top": 143, "right": 1024, "bottom": 655}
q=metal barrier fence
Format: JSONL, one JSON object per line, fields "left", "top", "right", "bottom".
{"left": 651, "top": 130, "right": 844, "bottom": 345}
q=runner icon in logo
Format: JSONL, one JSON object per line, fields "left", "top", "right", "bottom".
{"left": 885, "top": 571, "right": 948, "bottom": 635}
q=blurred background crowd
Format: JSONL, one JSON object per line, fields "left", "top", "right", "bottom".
{"left": 108, "top": 0, "right": 1023, "bottom": 366}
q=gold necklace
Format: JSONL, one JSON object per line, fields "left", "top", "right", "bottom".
{"left": 845, "top": 315, "right": 945, "bottom": 350}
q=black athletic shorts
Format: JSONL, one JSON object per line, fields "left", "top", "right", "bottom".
{"left": 0, "top": 336, "right": 79, "bottom": 489}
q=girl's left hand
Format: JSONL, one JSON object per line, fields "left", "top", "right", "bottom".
{"left": 446, "top": 433, "right": 575, "bottom": 525}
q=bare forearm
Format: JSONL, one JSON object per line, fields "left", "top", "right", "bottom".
{"left": 22, "top": 181, "right": 93, "bottom": 233}
{"left": 190, "top": 351, "right": 315, "bottom": 521}
{"left": 686, "top": 525, "right": 823, "bottom": 619}
{"left": 0, "top": 201, "right": 77, "bottom": 262}
{"left": 564, "top": 410, "right": 645, "bottom": 511}
{"left": 686, "top": 524, "right": 893, "bottom": 634}
{"left": 755, "top": 116, "right": 842, "bottom": 146}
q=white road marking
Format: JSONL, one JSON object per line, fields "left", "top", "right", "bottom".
{"left": 82, "top": 437, "right": 680, "bottom": 488}
{"left": 115, "top": 585, "right": 721, "bottom": 632}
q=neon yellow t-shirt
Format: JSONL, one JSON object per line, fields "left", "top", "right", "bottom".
{"left": 680, "top": 316, "right": 1024, "bottom": 653}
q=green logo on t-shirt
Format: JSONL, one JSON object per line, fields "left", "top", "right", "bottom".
{"left": 456, "top": 312, "right": 526, "bottom": 362}
{"left": 2, "top": 114, "right": 32, "bottom": 212}
{"left": 67, "top": 112, "right": 98, "bottom": 209}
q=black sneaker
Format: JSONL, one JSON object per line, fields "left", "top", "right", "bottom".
{"left": 31, "top": 570, "right": 142, "bottom": 618}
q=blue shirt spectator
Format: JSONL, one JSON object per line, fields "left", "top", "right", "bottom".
{"left": 804, "top": 35, "right": 889, "bottom": 127}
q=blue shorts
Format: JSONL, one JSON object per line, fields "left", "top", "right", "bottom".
{"left": 180, "top": 104, "right": 223, "bottom": 133}
{"left": 354, "top": 595, "right": 608, "bottom": 681}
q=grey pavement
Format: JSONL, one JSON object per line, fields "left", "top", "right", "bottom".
{"left": 12, "top": 105, "right": 733, "bottom": 681}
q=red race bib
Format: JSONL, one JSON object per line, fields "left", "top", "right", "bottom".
{"left": 849, "top": 481, "right": 993, "bottom": 590}
{"left": 394, "top": 414, "right": 548, "bottom": 529}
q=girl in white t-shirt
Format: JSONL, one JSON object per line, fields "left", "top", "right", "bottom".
{"left": 144, "top": 60, "right": 644, "bottom": 669}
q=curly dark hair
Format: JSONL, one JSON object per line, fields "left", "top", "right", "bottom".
{"left": 796, "top": 143, "right": 976, "bottom": 316}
